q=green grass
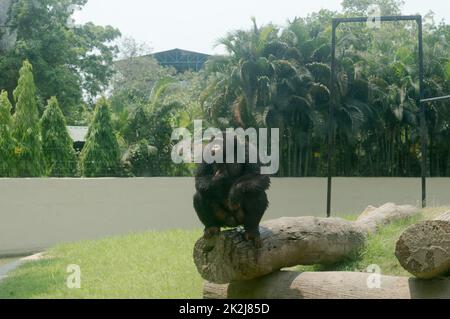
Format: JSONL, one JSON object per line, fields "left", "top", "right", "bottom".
{"left": 0, "top": 207, "right": 448, "bottom": 299}
{"left": 0, "top": 230, "right": 203, "bottom": 299}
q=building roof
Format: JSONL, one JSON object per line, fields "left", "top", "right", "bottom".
{"left": 150, "top": 48, "right": 211, "bottom": 72}
{"left": 67, "top": 126, "right": 89, "bottom": 143}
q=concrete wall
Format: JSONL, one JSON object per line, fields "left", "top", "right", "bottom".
{"left": 1, "top": 177, "right": 450, "bottom": 256}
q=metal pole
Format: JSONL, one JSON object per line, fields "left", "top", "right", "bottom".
{"left": 326, "top": 15, "right": 428, "bottom": 215}
{"left": 417, "top": 16, "right": 428, "bottom": 208}
{"left": 334, "top": 15, "right": 421, "bottom": 24}
{"left": 421, "top": 95, "right": 450, "bottom": 103}
{"left": 327, "top": 20, "right": 338, "bottom": 218}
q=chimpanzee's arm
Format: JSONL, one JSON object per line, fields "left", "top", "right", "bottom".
{"left": 194, "top": 163, "right": 215, "bottom": 194}
{"left": 195, "top": 162, "right": 231, "bottom": 195}
{"left": 228, "top": 163, "right": 271, "bottom": 206}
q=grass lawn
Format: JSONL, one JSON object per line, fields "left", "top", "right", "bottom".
{"left": 0, "top": 230, "right": 203, "bottom": 299}
{"left": 0, "top": 206, "right": 448, "bottom": 299}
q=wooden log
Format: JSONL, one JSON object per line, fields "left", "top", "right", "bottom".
{"left": 195, "top": 217, "right": 366, "bottom": 284}
{"left": 194, "top": 203, "right": 418, "bottom": 284}
{"left": 356, "top": 203, "right": 419, "bottom": 234}
{"left": 395, "top": 211, "right": 450, "bottom": 279}
{"left": 204, "top": 271, "right": 450, "bottom": 299}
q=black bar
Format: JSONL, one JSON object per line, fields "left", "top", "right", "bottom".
{"left": 326, "top": 21, "right": 338, "bottom": 218}
{"left": 421, "top": 95, "right": 450, "bottom": 103}
{"left": 417, "top": 17, "right": 427, "bottom": 208}
{"left": 327, "top": 15, "right": 427, "bottom": 216}
{"left": 333, "top": 15, "right": 421, "bottom": 25}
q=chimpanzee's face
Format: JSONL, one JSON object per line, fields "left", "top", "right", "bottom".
{"left": 207, "top": 133, "right": 244, "bottom": 179}
{"left": 205, "top": 134, "right": 227, "bottom": 163}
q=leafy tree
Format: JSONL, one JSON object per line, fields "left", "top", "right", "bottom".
{"left": 204, "top": 18, "right": 282, "bottom": 128}
{"left": 111, "top": 37, "right": 174, "bottom": 111}
{"left": 203, "top": 19, "right": 325, "bottom": 176}
{"left": 146, "top": 77, "right": 201, "bottom": 176}
{"left": 164, "top": 71, "right": 206, "bottom": 129}
{"left": 116, "top": 71, "right": 204, "bottom": 177}
{"left": 123, "top": 139, "right": 158, "bottom": 177}
{"left": 12, "top": 60, "right": 44, "bottom": 177}
{"left": 123, "top": 104, "right": 152, "bottom": 144}
{"left": 110, "top": 38, "right": 175, "bottom": 140}
{"left": 40, "top": 96, "right": 77, "bottom": 177}
{"left": 202, "top": 9, "right": 450, "bottom": 177}
{"left": 80, "top": 97, "right": 121, "bottom": 177}
{"left": 0, "top": 90, "right": 16, "bottom": 177}
{"left": 0, "top": 0, "right": 121, "bottom": 119}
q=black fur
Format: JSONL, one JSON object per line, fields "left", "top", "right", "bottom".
{"left": 193, "top": 132, "right": 270, "bottom": 247}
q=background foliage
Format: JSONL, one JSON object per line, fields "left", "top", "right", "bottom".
{"left": 1, "top": 0, "right": 450, "bottom": 178}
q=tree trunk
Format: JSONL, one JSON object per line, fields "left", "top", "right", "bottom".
{"left": 204, "top": 271, "right": 450, "bottom": 299}
{"left": 395, "top": 212, "right": 450, "bottom": 279}
{"left": 193, "top": 203, "right": 418, "bottom": 284}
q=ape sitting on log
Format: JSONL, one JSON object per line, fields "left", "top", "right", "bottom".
{"left": 193, "top": 132, "right": 271, "bottom": 247}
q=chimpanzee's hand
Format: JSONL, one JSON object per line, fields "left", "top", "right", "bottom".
{"left": 228, "top": 183, "right": 243, "bottom": 211}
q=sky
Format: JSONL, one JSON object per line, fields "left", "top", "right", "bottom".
{"left": 73, "top": 0, "right": 450, "bottom": 55}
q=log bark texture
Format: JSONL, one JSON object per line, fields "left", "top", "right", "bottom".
{"left": 194, "top": 203, "right": 418, "bottom": 284}
{"left": 396, "top": 211, "right": 450, "bottom": 279}
{"left": 204, "top": 271, "right": 450, "bottom": 299}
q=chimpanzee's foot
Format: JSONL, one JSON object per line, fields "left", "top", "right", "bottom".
{"left": 243, "top": 231, "right": 263, "bottom": 248}
{"left": 204, "top": 227, "right": 220, "bottom": 239}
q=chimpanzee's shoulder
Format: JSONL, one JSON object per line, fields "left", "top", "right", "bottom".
{"left": 194, "top": 162, "right": 213, "bottom": 177}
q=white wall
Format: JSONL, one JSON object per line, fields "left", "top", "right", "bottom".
{"left": 1, "top": 177, "right": 449, "bottom": 256}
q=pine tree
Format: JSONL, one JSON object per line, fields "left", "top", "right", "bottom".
{"left": 0, "top": 91, "right": 16, "bottom": 177}
{"left": 12, "top": 60, "right": 44, "bottom": 177}
{"left": 40, "top": 96, "right": 77, "bottom": 177}
{"left": 80, "top": 97, "right": 121, "bottom": 177}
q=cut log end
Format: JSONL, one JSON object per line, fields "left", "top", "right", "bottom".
{"left": 396, "top": 219, "right": 450, "bottom": 279}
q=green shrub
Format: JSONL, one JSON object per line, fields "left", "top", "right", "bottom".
{"left": 40, "top": 97, "right": 78, "bottom": 177}
{"left": 12, "top": 60, "right": 44, "bottom": 177}
{"left": 0, "top": 90, "right": 16, "bottom": 177}
{"left": 80, "top": 97, "right": 121, "bottom": 177}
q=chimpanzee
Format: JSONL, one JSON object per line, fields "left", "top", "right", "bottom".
{"left": 193, "top": 132, "right": 271, "bottom": 248}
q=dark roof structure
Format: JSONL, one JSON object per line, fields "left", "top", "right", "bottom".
{"left": 150, "top": 48, "right": 210, "bottom": 72}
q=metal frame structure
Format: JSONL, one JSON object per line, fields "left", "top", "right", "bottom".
{"left": 326, "top": 15, "right": 449, "bottom": 217}
{"left": 151, "top": 48, "right": 210, "bottom": 73}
